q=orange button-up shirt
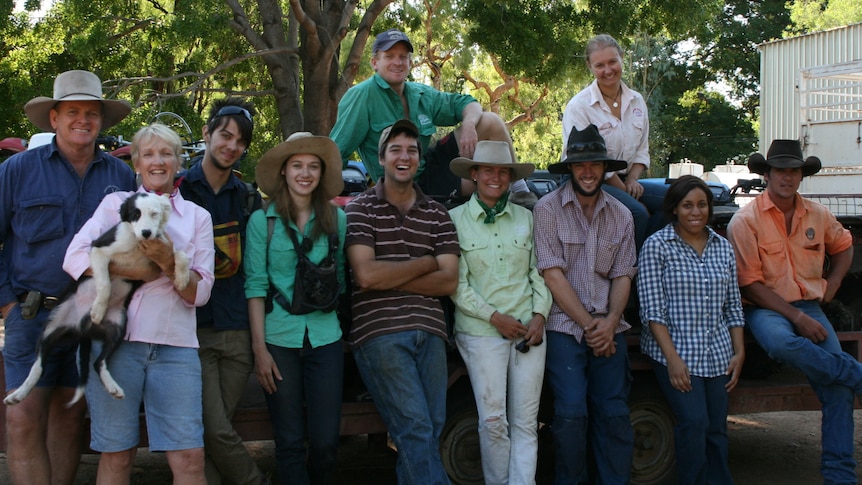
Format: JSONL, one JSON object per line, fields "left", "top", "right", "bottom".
{"left": 727, "top": 191, "right": 852, "bottom": 303}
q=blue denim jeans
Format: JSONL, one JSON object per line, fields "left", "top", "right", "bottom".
{"left": 651, "top": 359, "right": 732, "bottom": 485}
{"left": 353, "top": 330, "right": 451, "bottom": 485}
{"left": 265, "top": 338, "right": 343, "bottom": 485}
{"left": 545, "top": 331, "right": 633, "bottom": 485}
{"left": 746, "top": 301, "right": 859, "bottom": 484}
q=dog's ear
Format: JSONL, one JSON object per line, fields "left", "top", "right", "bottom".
{"left": 119, "top": 194, "right": 142, "bottom": 223}
{"left": 157, "top": 194, "right": 171, "bottom": 232}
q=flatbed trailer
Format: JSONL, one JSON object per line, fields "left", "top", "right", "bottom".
{"left": 3, "top": 192, "right": 862, "bottom": 484}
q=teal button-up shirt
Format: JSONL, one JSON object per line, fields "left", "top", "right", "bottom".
{"left": 449, "top": 196, "right": 552, "bottom": 337}
{"left": 244, "top": 205, "right": 347, "bottom": 349}
{"left": 330, "top": 73, "right": 478, "bottom": 182}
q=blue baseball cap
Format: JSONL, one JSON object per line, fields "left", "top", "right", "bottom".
{"left": 372, "top": 29, "right": 414, "bottom": 54}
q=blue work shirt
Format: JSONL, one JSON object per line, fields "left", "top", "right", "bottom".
{"left": 179, "top": 160, "right": 261, "bottom": 330}
{"left": 0, "top": 142, "right": 136, "bottom": 304}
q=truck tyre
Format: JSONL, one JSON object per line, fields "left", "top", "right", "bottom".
{"left": 439, "top": 404, "right": 483, "bottom": 485}
{"left": 630, "top": 382, "right": 677, "bottom": 485}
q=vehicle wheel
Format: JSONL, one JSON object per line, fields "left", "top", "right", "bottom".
{"left": 439, "top": 405, "right": 483, "bottom": 485}
{"left": 630, "top": 387, "right": 676, "bottom": 485}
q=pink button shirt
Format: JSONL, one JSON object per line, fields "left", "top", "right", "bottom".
{"left": 64, "top": 189, "right": 215, "bottom": 348}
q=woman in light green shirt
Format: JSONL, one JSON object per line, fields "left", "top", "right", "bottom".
{"left": 448, "top": 141, "right": 552, "bottom": 485}
{"left": 245, "top": 132, "right": 346, "bottom": 485}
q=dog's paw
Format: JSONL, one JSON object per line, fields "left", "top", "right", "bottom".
{"left": 172, "top": 251, "right": 190, "bottom": 291}
{"left": 89, "top": 302, "right": 107, "bottom": 325}
{"left": 4, "top": 390, "right": 25, "bottom": 406}
{"left": 106, "top": 383, "right": 125, "bottom": 400}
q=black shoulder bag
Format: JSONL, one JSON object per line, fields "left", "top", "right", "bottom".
{"left": 265, "top": 216, "right": 341, "bottom": 315}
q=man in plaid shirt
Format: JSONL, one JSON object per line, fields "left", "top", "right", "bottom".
{"left": 534, "top": 124, "right": 637, "bottom": 485}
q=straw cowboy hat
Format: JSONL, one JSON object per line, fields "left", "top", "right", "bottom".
{"left": 255, "top": 132, "right": 344, "bottom": 199}
{"left": 549, "top": 124, "right": 628, "bottom": 174}
{"left": 24, "top": 70, "right": 132, "bottom": 132}
{"left": 449, "top": 141, "right": 535, "bottom": 181}
{"left": 747, "top": 139, "right": 822, "bottom": 178}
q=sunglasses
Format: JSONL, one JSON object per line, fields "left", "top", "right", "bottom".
{"left": 214, "top": 105, "right": 253, "bottom": 123}
{"left": 568, "top": 141, "right": 606, "bottom": 153}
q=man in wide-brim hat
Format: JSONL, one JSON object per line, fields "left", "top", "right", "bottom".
{"left": 0, "top": 69, "right": 136, "bottom": 484}
{"left": 728, "top": 139, "right": 860, "bottom": 483}
{"left": 533, "top": 124, "right": 638, "bottom": 483}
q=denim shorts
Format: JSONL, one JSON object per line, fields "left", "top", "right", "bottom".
{"left": 3, "top": 305, "right": 79, "bottom": 391}
{"left": 87, "top": 340, "right": 203, "bottom": 452}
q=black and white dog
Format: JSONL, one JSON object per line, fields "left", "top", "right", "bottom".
{"left": 4, "top": 192, "right": 190, "bottom": 406}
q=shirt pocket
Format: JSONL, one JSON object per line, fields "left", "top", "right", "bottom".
{"left": 15, "top": 196, "right": 65, "bottom": 244}
{"left": 595, "top": 237, "right": 620, "bottom": 278}
{"left": 559, "top": 230, "right": 586, "bottom": 265}
{"left": 460, "top": 238, "right": 490, "bottom": 273}
{"left": 759, "top": 240, "right": 786, "bottom": 280}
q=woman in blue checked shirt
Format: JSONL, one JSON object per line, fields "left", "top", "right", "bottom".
{"left": 637, "top": 175, "right": 745, "bottom": 484}
{"left": 448, "top": 141, "right": 552, "bottom": 485}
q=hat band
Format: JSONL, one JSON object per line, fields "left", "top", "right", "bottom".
{"left": 59, "top": 91, "right": 102, "bottom": 99}
{"left": 568, "top": 141, "right": 606, "bottom": 153}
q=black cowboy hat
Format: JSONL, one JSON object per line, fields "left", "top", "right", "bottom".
{"left": 548, "top": 124, "right": 628, "bottom": 174}
{"left": 748, "top": 139, "right": 822, "bottom": 178}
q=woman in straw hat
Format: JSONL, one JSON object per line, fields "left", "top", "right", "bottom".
{"left": 244, "top": 132, "right": 346, "bottom": 485}
{"left": 447, "top": 141, "right": 552, "bottom": 484}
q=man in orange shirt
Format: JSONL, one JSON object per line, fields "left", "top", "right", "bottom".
{"left": 727, "top": 139, "right": 860, "bottom": 483}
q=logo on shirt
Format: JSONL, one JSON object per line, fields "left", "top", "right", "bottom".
{"left": 418, "top": 114, "right": 432, "bottom": 128}
{"left": 104, "top": 185, "right": 123, "bottom": 194}
{"left": 806, "top": 227, "right": 815, "bottom": 240}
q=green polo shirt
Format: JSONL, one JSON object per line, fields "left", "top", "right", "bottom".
{"left": 330, "top": 73, "right": 478, "bottom": 182}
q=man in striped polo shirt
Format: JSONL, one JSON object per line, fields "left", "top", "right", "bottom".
{"left": 345, "top": 119, "right": 460, "bottom": 485}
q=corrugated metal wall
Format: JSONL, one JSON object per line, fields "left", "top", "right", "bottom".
{"left": 758, "top": 23, "right": 862, "bottom": 150}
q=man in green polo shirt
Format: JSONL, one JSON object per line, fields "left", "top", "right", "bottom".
{"left": 330, "top": 28, "right": 514, "bottom": 198}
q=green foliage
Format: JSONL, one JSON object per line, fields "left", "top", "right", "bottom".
{"left": 691, "top": 0, "right": 791, "bottom": 118}
{"left": 657, "top": 89, "right": 756, "bottom": 173}
{"left": 789, "top": 0, "right": 862, "bottom": 32}
{"left": 461, "top": 0, "right": 585, "bottom": 83}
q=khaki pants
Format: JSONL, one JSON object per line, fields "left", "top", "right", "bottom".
{"left": 198, "top": 328, "right": 263, "bottom": 485}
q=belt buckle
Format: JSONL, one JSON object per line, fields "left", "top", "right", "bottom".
{"left": 43, "top": 296, "right": 59, "bottom": 311}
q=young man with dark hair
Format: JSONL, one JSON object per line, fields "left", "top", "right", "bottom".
{"left": 179, "top": 97, "right": 267, "bottom": 485}
{"left": 728, "top": 140, "right": 861, "bottom": 484}
{"left": 345, "top": 120, "right": 459, "bottom": 484}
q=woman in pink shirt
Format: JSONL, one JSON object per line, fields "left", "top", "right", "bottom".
{"left": 63, "top": 123, "right": 215, "bottom": 483}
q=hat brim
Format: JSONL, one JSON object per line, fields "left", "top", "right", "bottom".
{"left": 748, "top": 153, "right": 822, "bottom": 177}
{"left": 255, "top": 136, "right": 344, "bottom": 200}
{"left": 449, "top": 157, "right": 535, "bottom": 181}
{"left": 24, "top": 96, "right": 131, "bottom": 133}
{"left": 374, "top": 39, "right": 413, "bottom": 53}
{"left": 548, "top": 156, "right": 628, "bottom": 174}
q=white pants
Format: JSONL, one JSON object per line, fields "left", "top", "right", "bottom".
{"left": 455, "top": 332, "right": 547, "bottom": 485}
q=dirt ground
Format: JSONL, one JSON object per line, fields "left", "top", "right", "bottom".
{"left": 1, "top": 410, "right": 861, "bottom": 484}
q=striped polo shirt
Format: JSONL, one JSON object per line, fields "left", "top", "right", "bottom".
{"left": 345, "top": 181, "right": 460, "bottom": 347}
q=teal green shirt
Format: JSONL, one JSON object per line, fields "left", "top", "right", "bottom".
{"left": 329, "top": 73, "right": 478, "bottom": 182}
{"left": 244, "top": 205, "right": 347, "bottom": 349}
{"left": 449, "top": 196, "right": 552, "bottom": 337}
